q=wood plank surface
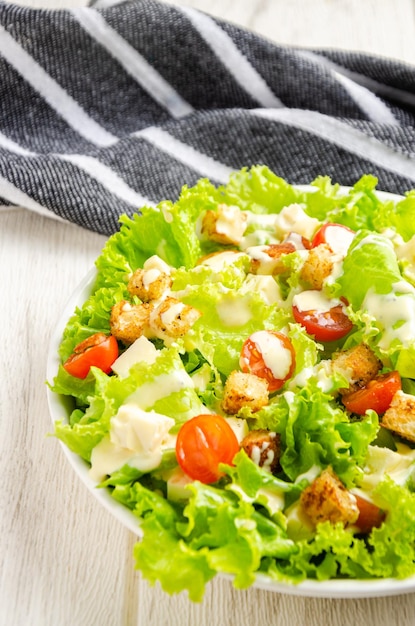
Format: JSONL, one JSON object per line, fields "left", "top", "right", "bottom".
{"left": 1, "top": 1, "right": 415, "bottom": 625}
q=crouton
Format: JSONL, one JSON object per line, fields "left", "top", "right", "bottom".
{"left": 127, "top": 267, "right": 172, "bottom": 301}
{"left": 381, "top": 390, "right": 415, "bottom": 443}
{"left": 300, "top": 243, "right": 334, "bottom": 290}
{"left": 332, "top": 343, "right": 382, "bottom": 395}
{"left": 300, "top": 468, "right": 359, "bottom": 526}
{"left": 248, "top": 242, "right": 296, "bottom": 275}
{"left": 201, "top": 204, "right": 247, "bottom": 245}
{"left": 241, "top": 429, "right": 281, "bottom": 473}
{"left": 149, "top": 296, "right": 201, "bottom": 339}
{"left": 221, "top": 370, "right": 269, "bottom": 414}
{"left": 110, "top": 300, "right": 151, "bottom": 345}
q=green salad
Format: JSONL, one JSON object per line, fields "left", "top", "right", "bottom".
{"left": 51, "top": 166, "right": 415, "bottom": 601}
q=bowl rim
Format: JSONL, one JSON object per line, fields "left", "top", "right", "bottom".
{"left": 46, "top": 185, "right": 415, "bottom": 598}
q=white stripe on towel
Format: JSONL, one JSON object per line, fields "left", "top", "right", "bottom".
{"left": 0, "top": 174, "right": 68, "bottom": 222}
{"left": 59, "top": 154, "right": 154, "bottom": 207}
{"left": 298, "top": 51, "right": 399, "bottom": 126}
{"left": 0, "top": 25, "right": 118, "bottom": 147}
{"left": 178, "top": 6, "right": 284, "bottom": 109}
{"left": 252, "top": 108, "right": 415, "bottom": 180}
{"left": 72, "top": 8, "right": 194, "bottom": 120}
{"left": 135, "top": 127, "right": 234, "bottom": 182}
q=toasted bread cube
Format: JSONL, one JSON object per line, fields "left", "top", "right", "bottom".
{"left": 332, "top": 343, "right": 382, "bottom": 395}
{"left": 110, "top": 300, "right": 151, "bottom": 345}
{"left": 241, "top": 429, "right": 281, "bottom": 473}
{"left": 222, "top": 371, "right": 269, "bottom": 415}
{"left": 201, "top": 204, "right": 247, "bottom": 245}
{"left": 300, "top": 243, "right": 334, "bottom": 290}
{"left": 248, "top": 242, "right": 296, "bottom": 275}
{"left": 300, "top": 468, "right": 359, "bottom": 526}
{"left": 149, "top": 296, "right": 201, "bottom": 339}
{"left": 381, "top": 390, "right": 415, "bottom": 443}
{"left": 127, "top": 268, "right": 172, "bottom": 302}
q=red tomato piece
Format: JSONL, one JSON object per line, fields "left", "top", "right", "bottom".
{"left": 292, "top": 300, "right": 353, "bottom": 342}
{"left": 239, "top": 330, "right": 296, "bottom": 392}
{"left": 354, "top": 493, "right": 386, "bottom": 534}
{"left": 175, "top": 414, "right": 240, "bottom": 484}
{"left": 342, "top": 371, "right": 401, "bottom": 415}
{"left": 312, "top": 223, "right": 355, "bottom": 256}
{"left": 63, "top": 332, "right": 119, "bottom": 379}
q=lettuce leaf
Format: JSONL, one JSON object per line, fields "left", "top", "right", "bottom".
{"left": 251, "top": 381, "right": 378, "bottom": 487}
{"left": 129, "top": 473, "right": 297, "bottom": 599}
{"left": 223, "top": 165, "right": 301, "bottom": 213}
{"left": 338, "top": 230, "right": 402, "bottom": 309}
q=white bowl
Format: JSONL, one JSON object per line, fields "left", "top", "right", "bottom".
{"left": 46, "top": 188, "right": 415, "bottom": 598}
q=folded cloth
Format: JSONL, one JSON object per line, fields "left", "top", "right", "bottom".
{"left": 0, "top": 0, "right": 414, "bottom": 234}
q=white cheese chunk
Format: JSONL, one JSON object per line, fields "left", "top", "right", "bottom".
{"left": 111, "top": 336, "right": 158, "bottom": 378}
{"left": 215, "top": 204, "right": 247, "bottom": 244}
{"left": 89, "top": 404, "right": 175, "bottom": 482}
{"left": 110, "top": 404, "right": 174, "bottom": 452}
{"left": 274, "top": 204, "right": 320, "bottom": 240}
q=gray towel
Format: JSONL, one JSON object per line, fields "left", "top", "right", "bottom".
{"left": 1, "top": 0, "right": 414, "bottom": 234}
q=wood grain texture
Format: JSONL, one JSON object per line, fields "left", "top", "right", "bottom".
{"left": 1, "top": 1, "right": 415, "bottom": 624}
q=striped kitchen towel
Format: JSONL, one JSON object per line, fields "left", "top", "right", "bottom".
{"left": 0, "top": 0, "right": 414, "bottom": 234}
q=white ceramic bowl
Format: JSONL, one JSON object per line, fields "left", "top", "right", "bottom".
{"left": 46, "top": 188, "right": 415, "bottom": 598}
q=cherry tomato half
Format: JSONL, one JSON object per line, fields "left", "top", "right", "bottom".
{"left": 292, "top": 300, "right": 353, "bottom": 342}
{"left": 312, "top": 223, "right": 355, "bottom": 256}
{"left": 63, "top": 332, "right": 119, "bottom": 379}
{"left": 176, "top": 414, "right": 240, "bottom": 484}
{"left": 354, "top": 493, "right": 386, "bottom": 534}
{"left": 342, "top": 371, "right": 401, "bottom": 416}
{"left": 240, "top": 330, "right": 296, "bottom": 392}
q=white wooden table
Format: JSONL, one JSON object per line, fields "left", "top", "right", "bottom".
{"left": 1, "top": 1, "right": 415, "bottom": 624}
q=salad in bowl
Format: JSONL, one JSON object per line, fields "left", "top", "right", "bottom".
{"left": 48, "top": 166, "right": 415, "bottom": 601}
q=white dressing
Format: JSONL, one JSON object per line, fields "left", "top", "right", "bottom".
{"left": 248, "top": 330, "right": 293, "bottom": 380}
{"left": 142, "top": 268, "right": 161, "bottom": 287}
{"left": 199, "top": 250, "right": 247, "bottom": 270}
{"left": 242, "top": 274, "right": 282, "bottom": 305}
{"left": 160, "top": 301, "right": 186, "bottom": 326}
{"left": 293, "top": 289, "right": 340, "bottom": 313}
{"left": 143, "top": 254, "right": 172, "bottom": 275}
{"left": 245, "top": 245, "right": 283, "bottom": 275}
{"left": 128, "top": 370, "right": 194, "bottom": 409}
{"left": 362, "top": 282, "right": 415, "bottom": 349}
{"left": 216, "top": 294, "right": 252, "bottom": 327}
